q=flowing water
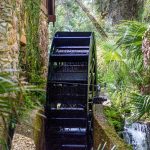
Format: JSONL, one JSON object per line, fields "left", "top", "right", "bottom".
{"left": 123, "top": 122, "right": 150, "bottom": 150}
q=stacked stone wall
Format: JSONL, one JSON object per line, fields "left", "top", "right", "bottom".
{"left": 0, "top": 0, "right": 48, "bottom": 79}
{"left": 0, "top": 1, "right": 19, "bottom": 75}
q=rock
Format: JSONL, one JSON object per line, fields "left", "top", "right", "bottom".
{"left": 145, "top": 122, "right": 150, "bottom": 127}
{"left": 1, "top": 22, "right": 7, "bottom": 27}
{"left": 0, "top": 26, "right": 7, "bottom": 34}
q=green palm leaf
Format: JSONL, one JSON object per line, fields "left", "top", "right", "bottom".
{"left": 116, "top": 21, "right": 147, "bottom": 56}
{"left": 130, "top": 93, "right": 150, "bottom": 119}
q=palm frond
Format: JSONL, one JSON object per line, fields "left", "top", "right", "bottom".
{"left": 130, "top": 93, "right": 150, "bottom": 119}
{"left": 0, "top": 71, "right": 45, "bottom": 148}
{"left": 116, "top": 21, "right": 147, "bottom": 56}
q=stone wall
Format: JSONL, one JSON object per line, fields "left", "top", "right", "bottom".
{"left": 0, "top": 0, "right": 48, "bottom": 79}
{"left": 93, "top": 104, "right": 130, "bottom": 150}
{"left": 0, "top": 0, "right": 48, "bottom": 148}
{"left": 39, "top": 10, "right": 49, "bottom": 78}
{"left": 0, "top": 0, "right": 20, "bottom": 77}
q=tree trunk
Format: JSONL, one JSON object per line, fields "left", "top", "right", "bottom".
{"left": 75, "top": 0, "right": 107, "bottom": 38}
{"left": 142, "top": 26, "right": 150, "bottom": 68}
{"left": 96, "top": 0, "right": 142, "bottom": 25}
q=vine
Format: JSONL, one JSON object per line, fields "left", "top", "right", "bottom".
{"left": 25, "top": 0, "right": 42, "bottom": 83}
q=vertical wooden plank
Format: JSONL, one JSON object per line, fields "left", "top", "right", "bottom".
{"left": 48, "top": 0, "right": 56, "bottom": 22}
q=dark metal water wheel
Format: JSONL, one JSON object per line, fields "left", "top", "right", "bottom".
{"left": 45, "top": 32, "right": 97, "bottom": 150}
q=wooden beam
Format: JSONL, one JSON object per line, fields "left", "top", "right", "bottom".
{"left": 48, "top": 0, "right": 56, "bottom": 22}
{"left": 48, "top": 15, "right": 56, "bottom": 22}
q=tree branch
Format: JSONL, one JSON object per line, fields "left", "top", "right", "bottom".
{"left": 75, "top": 0, "right": 108, "bottom": 38}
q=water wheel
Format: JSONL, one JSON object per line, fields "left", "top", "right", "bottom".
{"left": 45, "top": 32, "right": 97, "bottom": 150}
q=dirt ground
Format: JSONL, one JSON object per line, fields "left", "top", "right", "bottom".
{"left": 11, "top": 134, "right": 35, "bottom": 150}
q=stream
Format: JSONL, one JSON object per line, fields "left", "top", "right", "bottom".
{"left": 123, "top": 122, "right": 150, "bottom": 150}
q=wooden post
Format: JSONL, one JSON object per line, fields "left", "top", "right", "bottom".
{"left": 48, "top": 0, "right": 56, "bottom": 22}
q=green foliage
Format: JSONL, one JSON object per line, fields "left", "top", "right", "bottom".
{"left": 130, "top": 92, "right": 150, "bottom": 120}
{"left": 98, "top": 20, "right": 150, "bottom": 121}
{"left": 0, "top": 139, "right": 8, "bottom": 150}
{"left": 115, "top": 21, "right": 150, "bottom": 89}
{"left": 25, "top": 0, "right": 42, "bottom": 83}
{"left": 116, "top": 21, "right": 147, "bottom": 56}
{"left": 49, "top": 0, "right": 96, "bottom": 38}
{"left": 104, "top": 107, "right": 124, "bottom": 132}
{"left": 0, "top": 72, "right": 44, "bottom": 149}
{"left": 142, "top": 0, "right": 150, "bottom": 22}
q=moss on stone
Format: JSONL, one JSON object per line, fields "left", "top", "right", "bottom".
{"left": 33, "top": 109, "right": 45, "bottom": 150}
{"left": 93, "top": 104, "right": 132, "bottom": 150}
{"left": 103, "top": 106, "right": 124, "bottom": 132}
